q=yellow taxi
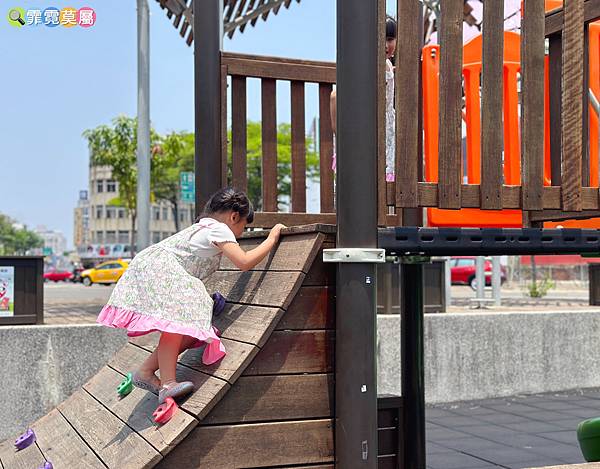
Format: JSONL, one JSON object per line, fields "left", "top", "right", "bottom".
{"left": 81, "top": 259, "right": 129, "bottom": 286}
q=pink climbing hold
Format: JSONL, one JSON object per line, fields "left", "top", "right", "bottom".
{"left": 14, "top": 428, "right": 36, "bottom": 450}
{"left": 153, "top": 397, "right": 178, "bottom": 424}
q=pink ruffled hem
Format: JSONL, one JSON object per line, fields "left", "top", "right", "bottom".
{"left": 332, "top": 153, "right": 395, "bottom": 182}
{"left": 97, "top": 304, "right": 226, "bottom": 365}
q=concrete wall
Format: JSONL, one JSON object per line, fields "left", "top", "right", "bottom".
{"left": 0, "top": 324, "right": 126, "bottom": 440}
{"left": 378, "top": 311, "right": 600, "bottom": 403}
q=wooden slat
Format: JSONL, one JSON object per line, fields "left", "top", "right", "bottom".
{"left": 561, "top": 0, "right": 585, "bottom": 211}
{"left": 83, "top": 366, "right": 198, "bottom": 455}
{"left": 261, "top": 78, "right": 278, "bottom": 212}
{"left": 252, "top": 212, "right": 336, "bottom": 228}
{"left": 33, "top": 408, "right": 105, "bottom": 468}
{"left": 319, "top": 83, "right": 335, "bottom": 213}
{"left": 58, "top": 389, "right": 162, "bottom": 468}
{"left": 529, "top": 209, "right": 600, "bottom": 222}
{"left": 219, "top": 232, "right": 324, "bottom": 272}
{"left": 549, "top": 35, "right": 563, "bottom": 185}
{"left": 277, "top": 287, "right": 335, "bottom": 330}
{"left": 232, "top": 75, "right": 248, "bottom": 192}
{"left": 157, "top": 419, "right": 334, "bottom": 468}
{"left": 243, "top": 330, "right": 335, "bottom": 375}
{"left": 202, "top": 374, "right": 333, "bottom": 425}
{"left": 437, "top": 0, "right": 464, "bottom": 209}
{"left": 291, "top": 80, "right": 307, "bottom": 212}
{"left": 481, "top": 0, "right": 504, "bottom": 209}
{"left": 223, "top": 55, "right": 336, "bottom": 83}
{"left": 396, "top": 0, "right": 422, "bottom": 208}
{"left": 109, "top": 343, "right": 230, "bottom": 419}
{"left": 521, "top": 0, "right": 546, "bottom": 211}
{"left": 213, "top": 304, "right": 283, "bottom": 347}
{"left": 204, "top": 270, "right": 305, "bottom": 310}
{"left": 303, "top": 252, "right": 336, "bottom": 286}
{"left": 0, "top": 437, "right": 46, "bottom": 469}
{"left": 545, "top": 0, "right": 600, "bottom": 35}
{"left": 221, "top": 64, "right": 229, "bottom": 187}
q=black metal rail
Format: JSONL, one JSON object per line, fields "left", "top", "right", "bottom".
{"left": 379, "top": 227, "right": 600, "bottom": 256}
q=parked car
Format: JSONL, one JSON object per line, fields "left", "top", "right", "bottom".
{"left": 80, "top": 259, "right": 129, "bottom": 286}
{"left": 43, "top": 269, "right": 74, "bottom": 283}
{"left": 450, "top": 257, "right": 506, "bottom": 290}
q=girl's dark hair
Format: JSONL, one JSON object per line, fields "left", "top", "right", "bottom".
{"left": 200, "top": 187, "right": 254, "bottom": 224}
{"left": 386, "top": 15, "right": 397, "bottom": 39}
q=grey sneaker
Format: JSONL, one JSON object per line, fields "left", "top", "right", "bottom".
{"left": 132, "top": 371, "right": 160, "bottom": 394}
{"left": 158, "top": 381, "right": 194, "bottom": 404}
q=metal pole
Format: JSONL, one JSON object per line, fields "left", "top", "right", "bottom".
{"left": 492, "top": 256, "right": 502, "bottom": 306}
{"left": 195, "top": 0, "right": 223, "bottom": 217}
{"left": 136, "top": 0, "right": 150, "bottom": 252}
{"left": 336, "top": 0, "right": 378, "bottom": 466}
{"left": 476, "top": 255, "right": 485, "bottom": 301}
{"left": 401, "top": 261, "right": 426, "bottom": 469}
{"left": 444, "top": 257, "right": 452, "bottom": 308}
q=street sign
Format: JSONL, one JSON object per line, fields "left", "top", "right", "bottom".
{"left": 43, "top": 247, "right": 53, "bottom": 256}
{"left": 180, "top": 172, "right": 195, "bottom": 203}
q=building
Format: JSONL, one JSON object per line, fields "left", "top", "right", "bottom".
{"left": 34, "top": 225, "right": 67, "bottom": 257}
{"left": 73, "top": 190, "right": 90, "bottom": 248}
{"left": 77, "top": 164, "right": 194, "bottom": 265}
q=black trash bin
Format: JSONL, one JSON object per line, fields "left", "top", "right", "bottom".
{"left": 0, "top": 256, "right": 43, "bottom": 325}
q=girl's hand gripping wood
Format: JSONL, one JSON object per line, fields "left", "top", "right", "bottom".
{"left": 218, "top": 224, "right": 286, "bottom": 272}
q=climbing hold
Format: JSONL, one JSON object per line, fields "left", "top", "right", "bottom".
{"left": 212, "top": 292, "right": 226, "bottom": 317}
{"left": 39, "top": 462, "right": 53, "bottom": 469}
{"left": 14, "top": 428, "right": 36, "bottom": 450}
{"left": 153, "top": 397, "right": 178, "bottom": 424}
{"left": 117, "top": 372, "right": 134, "bottom": 397}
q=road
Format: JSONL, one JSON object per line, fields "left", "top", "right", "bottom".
{"left": 43, "top": 282, "right": 114, "bottom": 325}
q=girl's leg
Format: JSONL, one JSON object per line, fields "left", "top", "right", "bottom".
{"left": 138, "top": 335, "right": 197, "bottom": 376}
{"left": 157, "top": 332, "right": 183, "bottom": 385}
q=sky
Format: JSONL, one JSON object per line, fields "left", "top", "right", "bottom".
{"left": 0, "top": 0, "right": 337, "bottom": 249}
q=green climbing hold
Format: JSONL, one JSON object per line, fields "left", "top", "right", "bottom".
{"left": 578, "top": 417, "right": 600, "bottom": 462}
{"left": 117, "top": 372, "right": 133, "bottom": 397}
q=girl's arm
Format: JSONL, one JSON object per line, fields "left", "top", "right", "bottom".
{"left": 218, "top": 224, "right": 285, "bottom": 272}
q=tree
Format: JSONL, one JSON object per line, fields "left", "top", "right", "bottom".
{"left": 83, "top": 116, "right": 161, "bottom": 254}
{"left": 0, "top": 214, "right": 43, "bottom": 255}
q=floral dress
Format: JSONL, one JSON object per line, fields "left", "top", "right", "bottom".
{"left": 97, "top": 218, "right": 236, "bottom": 365}
{"left": 331, "top": 58, "right": 396, "bottom": 181}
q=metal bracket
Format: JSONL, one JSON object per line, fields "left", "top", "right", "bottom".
{"left": 323, "top": 248, "right": 386, "bottom": 263}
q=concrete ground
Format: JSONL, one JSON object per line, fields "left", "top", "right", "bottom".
{"left": 427, "top": 388, "right": 600, "bottom": 469}
{"left": 43, "top": 282, "right": 112, "bottom": 324}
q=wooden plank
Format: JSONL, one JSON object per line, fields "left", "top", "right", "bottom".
{"left": 549, "top": 34, "right": 563, "bottom": 185}
{"left": 243, "top": 330, "right": 335, "bottom": 375}
{"left": 252, "top": 212, "right": 336, "bottom": 228}
{"left": 303, "top": 252, "right": 335, "bottom": 286}
{"left": 221, "top": 64, "right": 228, "bottom": 187}
{"left": 521, "top": 0, "right": 546, "bottom": 211}
{"left": 291, "top": 80, "right": 307, "bottom": 212}
{"left": 481, "top": 0, "right": 504, "bottom": 209}
{"left": 231, "top": 75, "right": 248, "bottom": 192}
{"left": 0, "top": 437, "right": 46, "bottom": 469}
{"left": 319, "top": 83, "right": 335, "bottom": 213}
{"left": 561, "top": 0, "right": 585, "bottom": 211}
{"left": 438, "top": 0, "right": 464, "bottom": 209}
{"left": 83, "top": 366, "right": 198, "bottom": 455}
{"left": 33, "top": 408, "right": 105, "bottom": 468}
{"left": 58, "top": 389, "right": 162, "bottom": 468}
{"left": 240, "top": 224, "right": 336, "bottom": 239}
{"left": 202, "top": 374, "right": 333, "bottom": 425}
{"left": 223, "top": 52, "right": 337, "bottom": 70}
{"left": 219, "top": 232, "right": 324, "bottom": 273}
{"left": 213, "top": 304, "right": 283, "bottom": 346}
{"left": 223, "top": 55, "right": 336, "bottom": 83}
{"left": 204, "top": 270, "right": 305, "bottom": 309}
{"left": 157, "top": 419, "right": 334, "bottom": 468}
{"left": 396, "top": 0, "right": 422, "bottom": 208}
{"left": 545, "top": 0, "right": 600, "bottom": 35}
{"left": 379, "top": 427, "right": 399, "bottom": 455}
{"left": 109, "top": 343, "right": 230, "bottom": 419}
{"left": 278, "top": 286, "right": 335, "bottom": 330}
{"left": 529, "top": 209, "right": 600, "bottom": 222}
{"left": 261, "top": 78, "right": 278, "bottom": 212}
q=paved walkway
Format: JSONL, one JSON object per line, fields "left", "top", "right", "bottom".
{"left": 427, "top": 389, "right": 600, "bottom": 469}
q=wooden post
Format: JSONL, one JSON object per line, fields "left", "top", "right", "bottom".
{"left": 195, "top": 0, "right": 224, "bottom": 217}
{"left": 336, "top": 0, "right": 378, "bottom": 466}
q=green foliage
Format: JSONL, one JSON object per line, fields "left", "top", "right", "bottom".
{"left": 0, "top": 214, "right": 43, "bottom": 255}
{"left": 527, "top": 277, "right": 555, "bottom": 298}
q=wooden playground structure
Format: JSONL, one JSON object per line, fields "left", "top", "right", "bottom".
{"left": 3, "top": 0, "right": 600, "bottom": 468}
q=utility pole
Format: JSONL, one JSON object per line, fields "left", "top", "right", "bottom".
{"left": 136, "top": 0, "right": 151, "bottom": 252}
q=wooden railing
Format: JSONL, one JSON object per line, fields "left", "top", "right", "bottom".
{"left": 222, "top": 0, "right": 600, "bottom": 228}
{"left": 220, "top": 52, "right": 337, "bottom": 227}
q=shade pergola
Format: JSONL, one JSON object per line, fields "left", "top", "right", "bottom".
{"left": 156, "top": 0, "right": 302, "bottom": 45}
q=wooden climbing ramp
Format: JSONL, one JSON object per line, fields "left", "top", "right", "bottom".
{"left": 0, "top": 225, "right": 338, "bottom": 469}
